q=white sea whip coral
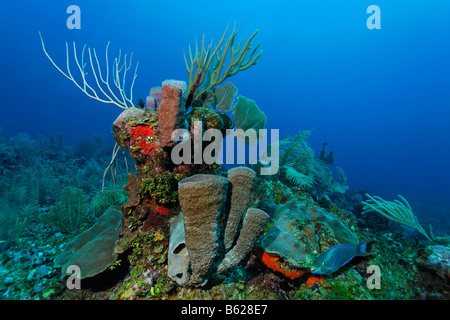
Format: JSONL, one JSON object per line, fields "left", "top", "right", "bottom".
{"left": 362, "top": 194, "right": 432, "bottom": 242}
{"left": 39, "top": 32, "right": 139, "bottom": 109}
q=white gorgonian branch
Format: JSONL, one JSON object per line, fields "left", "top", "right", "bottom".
{"left": 39, "top": 31, "right": 139, "bottom": 109}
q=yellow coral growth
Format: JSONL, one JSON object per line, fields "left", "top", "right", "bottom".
{"left": 184, "top": 24, "right": 262, "bottom": 104}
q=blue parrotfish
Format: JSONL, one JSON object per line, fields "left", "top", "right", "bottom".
{"left": 310, "top": 239, "right": 371, "bottom": 275}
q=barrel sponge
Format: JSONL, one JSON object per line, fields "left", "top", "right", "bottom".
{"left": 157, "top": 80, "right": 188, "bottom": 147}
{"left": 178, "top": 174, "right": 229, "bottom": 286}
{"left": 54, "top": 207, "right": 122, "bottom": 279}
{"left": 224, "top": 167, "right": 256, "bottom": 251}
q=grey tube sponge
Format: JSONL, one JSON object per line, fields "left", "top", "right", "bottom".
{"left": 178, "top": 174, "right": 229, "bottom": 286}
{"left": 224, "top": 167, "right": 256, "bottom": 251}
{"left": 174, "top": 169, "right": 268, "bottom": 287}
{"left": 217, "top": 208, "right": 269, "bottom": 273}
{"left": 168, "top": 213, "right": 190, "bottom": 286}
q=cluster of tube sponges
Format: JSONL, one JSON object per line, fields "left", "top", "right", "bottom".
{"left": 168, "top": 167, "right": 269, "bottom": 286}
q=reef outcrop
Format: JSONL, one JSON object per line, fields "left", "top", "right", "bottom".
{"left": 112, "top": 79, "right": 231, "bottom": 244}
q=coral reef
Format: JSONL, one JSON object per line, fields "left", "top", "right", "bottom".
{"left": 112, "top": 79, "right": 236, "bottom": 246}
{"left": 1, "top": 129, "right": 449, "bottom": 300}
{"left": 4, "top": 27, "right": 446, "bottom": 303}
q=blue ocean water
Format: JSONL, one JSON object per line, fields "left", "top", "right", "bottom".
{"left": 1, "top": 0, "right": 449, "bottom": 230}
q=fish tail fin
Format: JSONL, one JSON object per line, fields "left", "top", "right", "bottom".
{"left": 357, "top": 239, "right": 371, "bottom": 256}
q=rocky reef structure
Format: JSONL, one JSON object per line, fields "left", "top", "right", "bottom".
{"left": 111, "top": 75, "right": 268, "bottom": 252}
{"left": 40, "top": 25, "right": 265, "bottom": 244}
{"left": 416, "top": 245, "right": 450, "bottom": 281}
{"left": 112, "top": 79, "right": 231, "bottom": 241}
{"left": 169, "top": 167, "right": 269, "bottom": 286}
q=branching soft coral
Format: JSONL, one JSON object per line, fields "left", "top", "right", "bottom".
{"left": 362, "top": 194, "right": 432, "bottom": 242}
{"left": 184, "top": 24, "right": 262, "bottom": 107}
{"left": 39, "top": 32, "right": 139, "bottom": 109}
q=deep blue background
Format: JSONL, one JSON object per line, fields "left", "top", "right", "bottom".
{"left": 1, "top": 1, "right": 449, "bottom": 225}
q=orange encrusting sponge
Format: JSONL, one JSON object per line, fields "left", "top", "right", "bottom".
{"left": 253, "top": 248, "right": 324, "bottom": 286}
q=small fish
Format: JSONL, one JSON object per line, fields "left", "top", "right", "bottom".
{"left": 176, "top": 131, "right": 190, "bottom": 143}
{"left": 310, "top": 239, "right": 371, "bottom": 275}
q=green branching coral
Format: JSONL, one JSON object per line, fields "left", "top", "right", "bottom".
{"left": 140, "top": 172, "right": 179, "bottom": 205}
